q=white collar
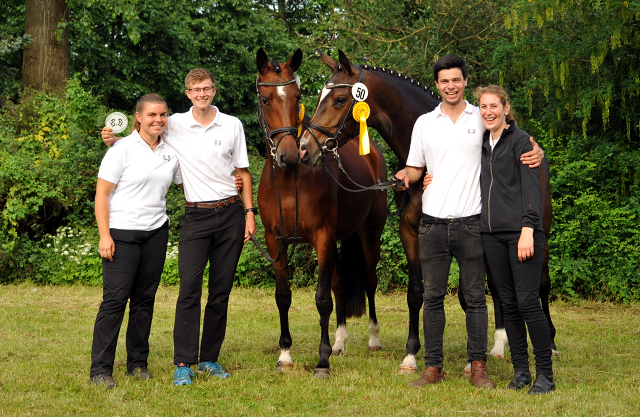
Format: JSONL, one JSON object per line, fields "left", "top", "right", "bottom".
{"left": 187, "top": 105, "right": 220, "bottom": 128}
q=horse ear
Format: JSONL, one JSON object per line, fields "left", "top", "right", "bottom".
{"left": 288, "top": 48, "right": 303, "bottom": 73}
{"left": 257, "top": 48, "right": 269, "bottom": 74}
{"left": 318, "top": 49, "right": 341, "bottom": 74}
{"left": 338, "top": 50, "right": 354, "bottom": 77}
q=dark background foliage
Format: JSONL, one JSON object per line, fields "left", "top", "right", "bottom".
{"left": 0, "top": 0, "right": 638, "bottom": 301}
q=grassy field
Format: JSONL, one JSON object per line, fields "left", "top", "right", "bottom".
{"left": 1, "top": 284, "right": 639, "bottom": 416}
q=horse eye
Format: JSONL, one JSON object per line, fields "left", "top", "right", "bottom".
{"left": 335, "top": 96, "right": 347, "bottom": 105}
{"left": 261, "top": 97, "right": 269, "bottom": 105}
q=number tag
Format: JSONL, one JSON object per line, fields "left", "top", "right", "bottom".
{"left": 105, "top": 112, "right": 129, "bottom": 134}
{"left": 352, "top": 83, "right": 368, "bottom": 102}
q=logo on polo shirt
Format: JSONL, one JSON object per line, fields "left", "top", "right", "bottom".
{"left": 468, "top": 129, "right": 476, "bottom": 134}
{"left": 163, "top": 155, "right": 171, "bottom": 162}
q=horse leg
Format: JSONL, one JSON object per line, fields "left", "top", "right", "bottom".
{"left": 399, "top": 197, "right": 423, "bottom": 374}
{"left": 267, "top": 236, "right": 294, "bottom": 372}
{"left": 358, "top": 219, "right": 384, "bottom": 351}
{"left": 486, "top": 266, "right": 508, "bottom": 360}
{"left": 313, "top": 238, "right": 337, "bottom": 378}
{"left": 331, "top": 261, "right": 348, "bottom": 355}
{"left": 540, "top": 246, "right": 558, "bottom": 355}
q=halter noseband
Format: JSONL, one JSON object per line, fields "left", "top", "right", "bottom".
{"left": 256, "top": 75, "right": 302, "bottom": 158}
{"left": 304, "top": 66, "right": 365, "bottom": 156}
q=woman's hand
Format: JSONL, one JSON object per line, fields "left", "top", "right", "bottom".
{"left": 518, "top": 227, "right": 535, "bottom": 262}
{"left": 422, "top": 172, "right": 433, "bottom": 190}
{"left": 99, "top": 235, "right": 115, "bottom": 261}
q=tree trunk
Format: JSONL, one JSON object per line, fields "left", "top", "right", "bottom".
{"left": 22, "top": 0, "right": 69, "bottom": 90}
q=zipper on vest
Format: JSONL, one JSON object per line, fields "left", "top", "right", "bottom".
{"left": 488, "top": 147, "right": 494, "bottom": 232}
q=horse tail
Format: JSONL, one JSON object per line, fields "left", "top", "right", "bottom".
{"left": 338, "top": 232, "right": 367, "bottom": 318}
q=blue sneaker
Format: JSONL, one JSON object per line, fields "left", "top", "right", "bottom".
{"left": 173, "top": 363, "right": 194, "bottom": 386}
{"left": 197, "top": 361, "right": 230, "bottom": 379}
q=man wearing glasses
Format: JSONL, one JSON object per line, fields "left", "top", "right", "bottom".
{"left": 102, "top": 68, "right": 256, "bottom": 386}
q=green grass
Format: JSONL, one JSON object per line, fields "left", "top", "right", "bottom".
{"left": 1, "top": 285, "right": 639, "bottom": 416}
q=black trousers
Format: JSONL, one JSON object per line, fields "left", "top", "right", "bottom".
{"left": 173, "top": 202, "right": 245, "bottom": 365}
{"left": 482, "top": 230, "right": 553, "bottom": 375}
{"left": 90, "top": 221, "right": 168, "bottom": 377}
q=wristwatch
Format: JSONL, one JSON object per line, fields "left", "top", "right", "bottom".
{"left": 245, "top": 207, "right": 258, "bottom": 215}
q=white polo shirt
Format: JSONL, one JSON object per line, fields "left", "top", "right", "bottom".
{"left": 98, "top": 130, "right": 182, "bottom": 230}
{"left": 406, "top": 101, "right": 486, "bottom": 218}
{"left": 162, "top": 106, "right": 249, "bottom": 203}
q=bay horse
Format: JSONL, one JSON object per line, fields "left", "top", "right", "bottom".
{"left": 255, "top": 48, "right": 388, "bottom": 377}
{"left": 299, "top": 50, "right": 557, "bottom": 373}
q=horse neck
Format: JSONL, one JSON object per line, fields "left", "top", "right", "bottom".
{"left": 365, "top": 70, "right": 440, "bottom": 163}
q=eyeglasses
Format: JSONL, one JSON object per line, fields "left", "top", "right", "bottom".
{"left": 188, "top": 86, "right": 215, "bottom": 94}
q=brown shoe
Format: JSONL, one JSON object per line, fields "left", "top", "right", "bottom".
{"left": 407, "top": 367, "right": 445, "bottom": 387}
{"left": 469, "top": 361, "right": 496, "bottom": 389}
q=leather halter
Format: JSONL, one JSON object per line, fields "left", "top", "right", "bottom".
{"left": 252, "top": 73, "right": 303, "bottom": 271}
{"left": 304, "top": 66, "right": 364, "bottom": 156}
{"left": 256, "top": 75, "right": 301, "bottom": 158}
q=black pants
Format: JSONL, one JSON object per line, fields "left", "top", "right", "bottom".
{"left": 482, "top": 230, "right": 553, "bottom": 375}
{"left": 419, "top": 214, "right": 488, "bottom": 367}
{"left": 173, "top": 202, "right": 245, "bottom": 365}
{"left": 90, "top": 221, "right": 168, "bottom": 377}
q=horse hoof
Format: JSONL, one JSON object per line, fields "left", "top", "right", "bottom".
{"left": 275, "top": 361, "right": 293, "bottom": 372}
{"left": 399, "top": 366, "right": 417, "bottom": 375}
{"left": 368, "top": 345, "right": 382, "bottom": 351}
{"left": 332, "top": 350, "right": 344, "bottom": 356}
{"left": 552, "top": 349, "right": 560, "bottom": 357}
{"left": 313, "top": 368, "right": 331, "bottom": 378}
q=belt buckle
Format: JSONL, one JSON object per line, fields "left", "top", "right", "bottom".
{"left": 446, "top": 217, "right": 454, "bottom": 225}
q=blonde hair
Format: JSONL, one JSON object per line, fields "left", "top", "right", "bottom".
{"left": 184, "top": 68, "right": 216, "bottom": 89}
{"left": 473, "top": 85, "right": 518, "bottom": 126}
{"left": 131, "top": 93, "right": 167, "bottom": 134}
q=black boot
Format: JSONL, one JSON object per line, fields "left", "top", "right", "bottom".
{"left": 507, "top": 371, "right": 532, "bottom": 391}
{"left": 527, "top": 374, "right": 555, "bottom": 394}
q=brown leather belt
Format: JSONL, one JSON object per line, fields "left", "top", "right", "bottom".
{"left": 186, "top": 195, "right": 241, "bottom": 208}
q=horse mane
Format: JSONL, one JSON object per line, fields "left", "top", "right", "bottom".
{"left": 361, "top": 64, "right": 440, "bottom": 102}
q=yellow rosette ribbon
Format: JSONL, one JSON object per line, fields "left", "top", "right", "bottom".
{"left": 297, "top": 104, "right": 305, "bottom": 137}
{"left": 352, "top": 101, "right": 370, "bottom": 155}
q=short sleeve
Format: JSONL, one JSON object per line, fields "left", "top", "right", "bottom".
{"left": 406, "top": 117, "right": 427, "bottom": 168}
{"left": 231, "top": 119, "right": 249, "bottom": 169}
{"left": 97, "top": 146, "right": 125, "bottom": 185}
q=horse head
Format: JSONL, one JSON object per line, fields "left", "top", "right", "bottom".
{"left": 299, "top": 50, "right": 362, "bottom": 167}
{"left": 256, "top": 47, "right": 304, "bottom": 170}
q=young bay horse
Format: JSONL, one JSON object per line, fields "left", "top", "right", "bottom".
{"left": 299, "top": 50, "right": 557, "bottom": 374}
{"left": 255, "top": 48, "right": 388, "bottom": 377}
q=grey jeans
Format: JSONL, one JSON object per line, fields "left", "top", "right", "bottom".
{"left": 419, "top": 214, "right": 488, "bottom": 368}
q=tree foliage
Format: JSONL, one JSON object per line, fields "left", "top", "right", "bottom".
{"left": 494, "top": 0, "right": 640, "bottom": 143}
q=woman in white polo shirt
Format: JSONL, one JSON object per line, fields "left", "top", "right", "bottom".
{"left": 90, "top": 93, "right": 181, "bottom": 389}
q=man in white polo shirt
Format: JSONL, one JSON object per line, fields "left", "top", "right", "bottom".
{"left": 395, "top": 55, "right": 541, "bottom": 389}
{"left": 102, "top": 68, "right": 256, "bottom": 386}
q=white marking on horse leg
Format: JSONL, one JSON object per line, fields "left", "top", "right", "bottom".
{"left": 464, "top": 361, "right": 472, "bottom": 379}
{"left": 276, "top": 349, "right": 293, "bottom": 371}
{"left": 368, "top": 319, "right": 381, "bottom": 350}
{"left": 489, "top": 328, "right": 508, "bottom": 359}
{"left": 399, "top": 354, "right": 417, "bottom": 374}
{"left": 332, "top": 325, "right": 348, "bottom": 355}
{"left": 552, "top": 348, "right": 560, "bottom": 356}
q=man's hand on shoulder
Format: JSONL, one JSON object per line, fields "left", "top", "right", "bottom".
{"left": 521, "top": 137, "right": 544, "bottom": 168}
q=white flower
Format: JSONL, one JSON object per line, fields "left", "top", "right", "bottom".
{"left": 167, "top": 242, "right": 172, "bottom": 247}
{"left": 54, "top": 248, "right": 58, "bottom": 252}
{"left": 63, "top": 251, "right": 69, "bottom": 255}
{"left": 47, "top": 243, "right": 51, "bottom": 248}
